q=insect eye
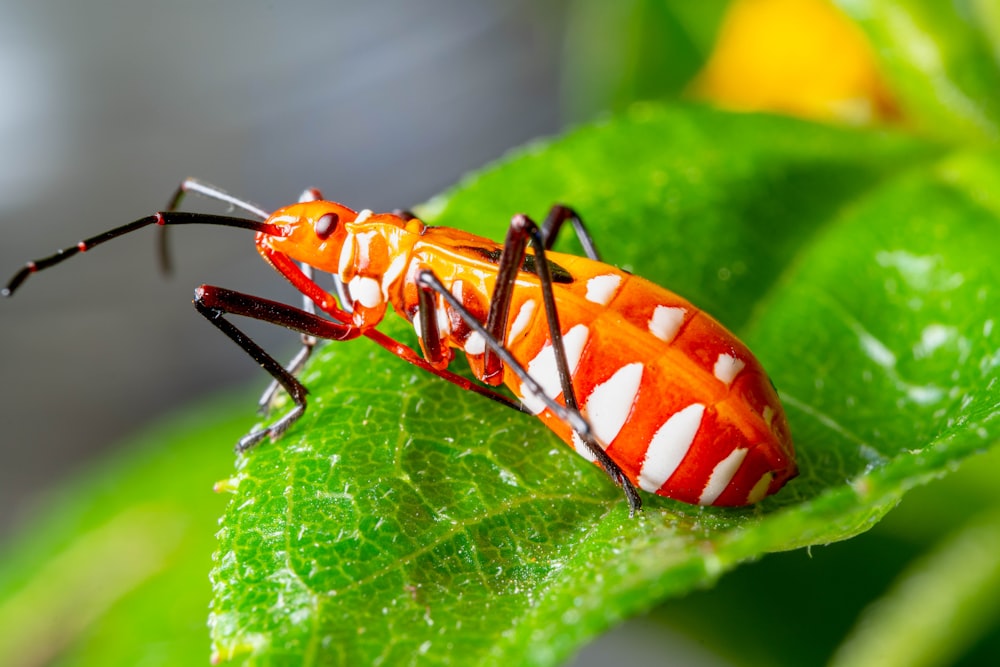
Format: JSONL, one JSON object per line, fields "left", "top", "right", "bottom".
{"left": 314, "top": 212, "right": 339, "bottom": 240}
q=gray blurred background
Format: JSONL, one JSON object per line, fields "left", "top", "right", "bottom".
{"left": 0, "top": 0, "right": 570, "bottom": 532}
{"left": 0, "top": 1, "right": 724, "bottom": 664}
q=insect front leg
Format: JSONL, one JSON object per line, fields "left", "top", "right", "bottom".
{"left": 415, "top": 270, "right": 450, "bottom": 367}
{"left": 257, "top": 188, "right": 331, "bottom": 415}
{"left": 193, "top": 284, "right": 363, "bottom": 452}
{"left": 259, "top": 245, "right": 522, "bottom": 408}
{"left": 256, "top": 261, "right": 320, "bottom": 415}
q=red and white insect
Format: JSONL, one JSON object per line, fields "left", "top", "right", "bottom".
{"left": 5, "top": 179, "right": 796, "bottom": 514}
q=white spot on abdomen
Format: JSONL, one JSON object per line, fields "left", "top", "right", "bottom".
{"left": 713, "top": 353, "right": 746, "bottom": 386}
{"left": 699, "top": 448, "right": 748, "bottom": 505}
{"left": 648, "top": 306, "right": 686, "bottom": 343}
{"left": 584, "top": 362, "right": 643, "bottom": 446}
{"left": 520, "top": 324, "right": 589, "bottom": 415}
{"left": 506, "top": 299, "right": 537, "bottom": 345}
{"left": 349, "top": 276, "right": 382, "bottom": 309}
{"left": 638, "top": 403, "right": 705, "bottom": 493}
{"left": 355, "top": 209, "right": 373, "bottom": 223}
{"left": 585, "top": 274, "right": 622, "bottom": 306}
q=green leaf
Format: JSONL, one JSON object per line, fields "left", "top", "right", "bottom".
{"left": 3, "top": 104, "right": 996, "bottom": 666}
{"left": 633, "top": 444, "right": 1000, "bottom": 666}
{"left": 0, "top": 398, "right": 249, "bottom": 667}
{"left": 829, "top": 505, "right": 1000, "bottom": 667}
{"left": 208, "top": 105, "right": 999, "bottom": 665}
{"left": 833, "top": 0, "right": 1000, "bottom": 144}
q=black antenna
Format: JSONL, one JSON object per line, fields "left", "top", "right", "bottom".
{"left": 4, "top": 212, "right": 282, "bottom": 297}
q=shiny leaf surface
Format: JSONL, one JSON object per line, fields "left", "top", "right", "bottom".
{"left": 208, "top": 106, "right": 998, "bottom": 665}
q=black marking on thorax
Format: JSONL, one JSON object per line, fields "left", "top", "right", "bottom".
{"left": 457, "top": 246, "right": 574, "bottom": 283}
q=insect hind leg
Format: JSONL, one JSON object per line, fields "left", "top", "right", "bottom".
{"left": 417, "top": 262, "right": 642, "bottom": 516}
{"left": 470, "top": 212, "right": 637, "bottom": 513}
{"left": 541, "top": 205, "right": 602, "bottom": 261}
{"left": 518, "top": 216, "right": 638, "bottom": 513}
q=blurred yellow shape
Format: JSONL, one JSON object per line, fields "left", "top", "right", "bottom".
{"left": 690, "top": 0, "right": 899, "bottom": 124}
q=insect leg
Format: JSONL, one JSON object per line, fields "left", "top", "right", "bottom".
{"left": 416, "top": 272, "right": 447, "bottom": 365}
{"left": 494, "top": 217, "right": 638, "bottom": 509}
{"left": 540, "top": 205, "right": 601, "bottom": 261}
{"left": 518, "top": 218, "right": 640, "bottom": 512}
{"left": 162, "top": 180, "right": 327, "bottom": 416}
{"left": 482, "top": 214, "right": 583, "bottom": 415}
{"left": 410, "top": 273, "right": 531, "bottom": 408}
{"left": 257, "top": 188, "right": 329, "bottom": 415}
{"left": 159, "top": 178, "right": 270, "bottom": 274}
{"left": 261, "top": 245, "right": 528, "bottom": 412}
{"left": 418, "top": 257, "right": 642, "bottom": 515}
{"left": 480, "top": 215, "right": 541, "bottom": 382}
{"left": 372, "top": 324, "right": 528, "bottom": 413}
{"left": 256, "top": 261, "right": 321, "bottom": 415}
{"left": 193, "top": 284, "right": 364, "bottom": 452}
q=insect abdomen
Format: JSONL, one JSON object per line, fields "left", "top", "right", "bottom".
{"left": 502, "top": 257, "right": 796, "bottom": 506}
